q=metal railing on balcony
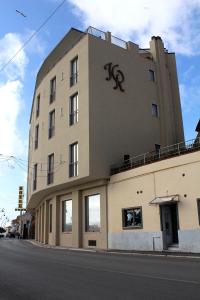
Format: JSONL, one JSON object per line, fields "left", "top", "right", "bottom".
{"left": 48, "top": 126, "right": 55, "bottom": 139}
{"left": 69, "top": 162, "right": 78, "bottom": 177}
{"left": 69, "top": 111, "right": 78, "bottom": 126}
{"left": 47, "top": 172, "right": 54, "bottom": 185}
{"left": 49, "top": 92, "right": 56, "bottom": 103}
{"left": 70, "top": 72, "right": 78, "bottom": 87}
{"left": 111, "top": 138, "right": 200, "bottom": 175}
{"left": 86, "top": 26, "right": 106, "bottom": 40}
{"left": 111, "top": 35, "right": 127, "bottom": 49}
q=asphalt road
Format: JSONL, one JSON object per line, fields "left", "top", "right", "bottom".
{"left": 0, "top": 239, "right": 200, "bottom": 300}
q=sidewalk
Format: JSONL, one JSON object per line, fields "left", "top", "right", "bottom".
{"left": 27, "top": 240, "right": 200, "bottom": 259}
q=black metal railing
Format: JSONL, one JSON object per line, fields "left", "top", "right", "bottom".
{"left": 49, "top": 92, "right": 56, "bottom": 103}
{"left": 69, "top": 111, "right": 78, "bottom": 126}
{"left": 111, "top": 138, "right": 200, "bottom": 175}
{"left": 69, "top": 162, "right": 78, "bottom": 177}
{"left": 34, "top": 139, "right": 38, "bottom": 149}
{"left": 33, "top": 180, "right": 37, "bottom": 191}
{"left": 47, "top": 172, "right": 54, "bottom": 185}
{"left": 70, "top": 73, "right": 78, "bottom": 87}
{"left": 48, "top": 126, "right": 55, "bottom": 139}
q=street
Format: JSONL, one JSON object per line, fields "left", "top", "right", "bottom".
{"left": 0, "top": 239, "right": 200, "bottom": 300}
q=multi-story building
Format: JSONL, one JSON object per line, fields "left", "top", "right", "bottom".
{"left": 27, "top": 26, "right": 184, "bottom": 250}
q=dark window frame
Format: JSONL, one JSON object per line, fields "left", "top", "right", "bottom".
{"left": 197, "top": 199, "right": 200, "bottom": 225}
{"left": 47, "top": 153, "right": 54, "bottom": 185}
{"left": 149, "top": 69, "right": 155, "bottom": 82}
{"left": 152, "top": 103, "right": 159, "bottom": 117}
{"left": 48, "top": 109, "right": 55, "bottom": 139}
{"left": 69, "top": 92, "right": 79, "bottom": 126}
{"left": 50, "top": 76, "right": 56, "bottom": 103}
{"left": 62, "top": 199, "right": 72, "bottom": 232}
{"left": 49, "top": 204, "right": 53, "bottom": 233}
{"left": 85, "top": 194, "right": 101, "bottom": 232}
{"left": 70, "top": 56, "right": 78, "bottom": 87}
{"left": 34, "top": 124, "right": 39, "bottom": 149}
{"left": 33, "top": 163, "right": 37, "bottom": 191}
{"left": 122, "top": 206, "right": 143, "bottom": 229}
{"left": 69, "top": 142, "right": 78, "bottom": 177}
{"left": 36, "top": 94, "right": 40, "bottom": 118}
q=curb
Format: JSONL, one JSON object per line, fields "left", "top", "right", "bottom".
{"left": 26, "top": 240, "right": 200, "bottom": 259}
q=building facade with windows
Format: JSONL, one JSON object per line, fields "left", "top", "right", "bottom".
{"left": 27, "top": 26, "right": 185, "bottom": 250}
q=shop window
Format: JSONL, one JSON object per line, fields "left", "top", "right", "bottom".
{"left": 62, "top": 200, "right": 72, "bottom": 232}
{"left": 122, "top": 207, "right": 143, "bottom": 229}
{"left": 49, "top": 204, "right": 53, "bottom": 233}
{"left": 85, "top": 194, "right": 100, "bottom": 232}
{"left": 197, "top": 199, "right": 200, "bottom": 225}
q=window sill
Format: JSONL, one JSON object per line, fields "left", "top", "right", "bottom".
{"left": 122, "top": 226, "right": 143, "bottom": 230}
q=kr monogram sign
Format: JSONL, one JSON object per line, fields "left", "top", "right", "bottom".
{"left": 104, "top": 62, "right": 125, "bottom": 92}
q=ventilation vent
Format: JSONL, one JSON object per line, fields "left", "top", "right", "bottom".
{"left": 88, "top": 240, "right": 96, "bottom": 247}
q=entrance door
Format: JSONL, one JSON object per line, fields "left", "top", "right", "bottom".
{"left": 160, "top": 203, "right": 179, "bottom": 249}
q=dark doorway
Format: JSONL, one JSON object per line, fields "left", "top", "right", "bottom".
{"left": 160, "top": 203, "right": 179, "bottom": 249}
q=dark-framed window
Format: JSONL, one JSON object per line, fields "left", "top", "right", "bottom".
{"left": 49, "top": 110, "right": 55, "bottom": 139}
{"left": 36, "top": 94, "right": 40, "bottom": 118}
{"left": 152, "top": 103, "right": 159, "bottom": 117}
{"left": 149, "top": 69, "right": 155, "bottom": 81}
{"left": 70, "top": 56, "right": 78, "bottom": 87}
{"left": 69, "top": 142, "right": 78, "bottom": 177}
{"left": 85, "top": 194, "right": 100, "bottom": 232}
{"left": 122, "top": 206, "right": 143, "bottom": 229}
{"left": 33, "top": 164, "right": 37, "bottom": 191}
{"left": 69, "top": 93, "right": 78, "bottom": 126}
{"left": 49, "top": 204, "right": 53, "bottom": 233}
{"left": 47, "top": 153, "right": 54, "bottom": 185}
{"left": 197, "top": 199, "right": 200, "bottom": 225}
{"left": 34, "top": 124, "right": 39, "bottom": 149}
{"left": 50, "top": 77, "right": 56, "bottom": 103}
{"left": 62, "top": 200, "right": 72, "bottom": 232}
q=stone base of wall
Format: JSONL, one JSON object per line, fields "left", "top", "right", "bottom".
{"left": 108, "top": 230, "right": 200, "bottom": 253}
{"left": 178, "top": 229, "right": 200, "bottom": 253}
{"left": 108, "top": 231, "right": 163, "bottom": 251}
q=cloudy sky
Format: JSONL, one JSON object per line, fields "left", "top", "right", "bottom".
{"left": 0, "top": 0, "right": 200, "bottom": 223}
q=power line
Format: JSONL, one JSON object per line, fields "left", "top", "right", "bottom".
{"left": 0, "top": 0, "right": 67, "bottom": 73}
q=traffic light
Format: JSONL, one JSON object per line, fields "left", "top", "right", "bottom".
{"left": 18, "top": 186, "right": 24, "bottom": 209}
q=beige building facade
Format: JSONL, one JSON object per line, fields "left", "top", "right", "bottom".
{"left": 27, "top": 26, "right": 195, "bottom": 252}
{"left": 109, "top": 145, "right": 200, "bottom": 253}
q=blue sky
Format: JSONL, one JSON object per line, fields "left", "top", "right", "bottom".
{"left": 0, "top": 0, "right": 200, "bottom": 223}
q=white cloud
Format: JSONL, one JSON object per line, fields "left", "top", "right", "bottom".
{"left": 0, "top": 80, "right": 24, "bottom": 155}
{"left": 0, "top": 33, "right": 28, "bottom": 157}
{"left": 0, "top": 33, "right": 28, "bottom": 80}
{"left": 68, "top": 0, "right": 200, "bottom": 55}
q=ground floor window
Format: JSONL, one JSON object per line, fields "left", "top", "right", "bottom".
{"left": 85, "top": 194, "right": 100, "bottom": 232}
{"left": 197, "top": 199, "right": 200, "bottom": 225}
{"left": 122, "top": 207, "right": 142, "bottom": 229}
{"left": 49, "top": 204, "right": 53, "bottom": 233}
{"left": 62, "top": 200, "right": 72, "bottom": 232}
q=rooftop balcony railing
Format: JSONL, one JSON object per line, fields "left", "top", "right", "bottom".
{"left": 111, "top": 138, "right": 200, "bottom": 175}
{"left": 86, "top": 26, "right": 127, "bottom": 49}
